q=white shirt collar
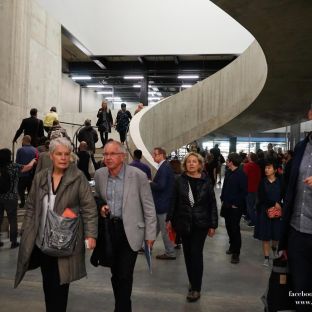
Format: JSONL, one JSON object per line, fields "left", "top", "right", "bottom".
{"left": 157, "top": 159, "right": 166, "bottom": 169}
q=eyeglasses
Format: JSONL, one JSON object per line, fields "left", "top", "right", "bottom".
{"left": 103, "top": 152, "right": 124, "bottom": 158}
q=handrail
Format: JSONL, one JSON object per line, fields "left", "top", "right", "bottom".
{"left": 59, "top": 121, "right": 84, "bottom": 127}
{"left": 59, "top": 120, "right": 134, "bottom": 159}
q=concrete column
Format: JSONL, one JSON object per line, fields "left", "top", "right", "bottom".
{"left": 139, "top": 74, "right": 148, "bottom": 106}
{"left": 289, "top": 123, "right": 301, "bottom": 150}
{"left": 0, "top": 0, "right": 61, "bottom": 149}
{"left": 229, "top": 137, "right": 237, "bottom": 153}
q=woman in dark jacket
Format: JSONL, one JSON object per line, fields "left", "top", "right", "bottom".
{"left": 96, "top": 100, "right": 113, "bottom": 148}
{"left": 254, "top": 160, "right": 282, "bottom": 267}
{"left": 0, "top": 149, "right": 36, "bottom": 248}
{"left": 168, "top": 152, "right": 218, "bottom": 302}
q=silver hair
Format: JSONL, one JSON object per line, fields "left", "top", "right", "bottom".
{"left": 49, "top": 137, "right": 73, "bottom": 153}
{"left": 104, "top": 141, "right": 126, "bottom": 154}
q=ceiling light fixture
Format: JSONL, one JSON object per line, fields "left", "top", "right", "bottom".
{"left": 106, "top": 97, "right": 121, "bottom": 101}
{"left": 148, "top": 97, "right": 161, "bottom": 101}
{"left": 133, "top": 85, "right": 141, "bottom": 88}
{"left": 181, "top": 84, "right": 192, "bottom": 88}
{"left": 177, "top": 75, "right": 199, "bottom": 79}
{"left": 86, "top": 84, "right": 105, "bottom": 88}
{"left": 96, "top": 91, "right": 113, "bottom": 95}
{"left": 72, "top": 76, "right": 91, "bottom": 80}
{"left": 124, "top": 75, "right": 144, "bottom": 80}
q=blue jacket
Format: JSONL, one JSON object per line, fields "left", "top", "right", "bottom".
{"left": 150, "top": 161, "right": 174, "bottom": 214}
{"left": 220, "top": 167, "right": 247, "bottom": 208}
{"left": 16, "top": 145, "right": 37, "bottom": 177}
{"left": 279, "top": 134, "right": 310, "bottom": 249}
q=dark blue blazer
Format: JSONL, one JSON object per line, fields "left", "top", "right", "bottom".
{"left": 220, "top": 167, "right": 247, "bottom": 209}
{"left": 151, "top": 161, "right": 174, "bottom": 214}
{"left": 279, "top": 133, "right": 310, "bottom": 249}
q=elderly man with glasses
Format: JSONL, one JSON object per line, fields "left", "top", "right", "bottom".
{"left": 94, "top": 141, "right": 156, "bottom": 312}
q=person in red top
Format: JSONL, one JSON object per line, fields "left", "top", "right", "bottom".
{"left": 243, "top": 152, "right": 262, "bottom": 226}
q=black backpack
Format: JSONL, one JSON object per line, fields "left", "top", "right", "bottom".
{"left": 0, "top": 166, "right": 11, "bottom": 194}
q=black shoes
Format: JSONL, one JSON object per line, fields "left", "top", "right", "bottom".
{"left": 231, "top": 254, "right": 240, "bottom": 264}
{"left": 156, "top": 254, "right": 176, "bottom": 260}
{"left": 0, "top": 241, "right": 19, "bottom": 248}
{"left": 11, "top": 242, "right": 20, "bottom": 249}
{"left": 226, "top": 249, "right": 233, "bottom": 255}
{"left": 187, "top": 291, "right": 201, "bottom": 302}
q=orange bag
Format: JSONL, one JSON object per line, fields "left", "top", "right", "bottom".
{"left": 167, "top": 223, "right": 176, "bottom": 243}
{"left": 62, "top": 208, "right": 77, "bottom": 219}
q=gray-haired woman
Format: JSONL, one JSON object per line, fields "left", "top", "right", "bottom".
{"left": 15, "top": 137, "right": 98, "bottom": 312}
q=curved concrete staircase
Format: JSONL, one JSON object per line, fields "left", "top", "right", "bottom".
{"left": 128, "top": 40, "right": 267, "bottom": 167}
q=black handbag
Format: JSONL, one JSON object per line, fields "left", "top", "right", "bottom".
{"left": 41, "top": 208, "right": 79, "bottom": 257}
{"left": 90, "top": 216, "right": 113, "bottom": 267}
{"left": 39, "top": 173, "right": 79, "bottom": 257}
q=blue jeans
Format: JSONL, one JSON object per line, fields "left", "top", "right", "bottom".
{"left": 156, "top": 213, "right": 176, "bottom": 257}
{"left": 246, "top": 192, "right": 257, "bottom": 225}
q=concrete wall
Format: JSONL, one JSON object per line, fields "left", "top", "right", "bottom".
{"left": 0, "top": 0, "right": 61, "bottom": 149}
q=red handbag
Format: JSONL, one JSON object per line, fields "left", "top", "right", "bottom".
{"left": 266, "top": 206, "right": 282, "bottom": 219}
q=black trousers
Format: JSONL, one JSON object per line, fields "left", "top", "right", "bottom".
{"left": 99, "top": 131, "right": 108, "bottom": 147}
{"left": 0, "top": 199, "right": 18, "bottom": 242}
{"left": 181, "top": 226, "right": 208, "bottom": 292}
{"left": 18, "top": 176, "right": 33, "bottom": 207}
{"left": 288, "top": 227, "right": 312, "bottom": 312}
{"left": 37, "top": 247, "right": 69, "bottom": 312}
{"left": 224, "top": 207, "right": 242, "bottom": 254}
{"left": 110, "top": 219, "right": 138, "bottom": 312}
{"left": 118, "top": 131, "right": 127, "bottom": 143}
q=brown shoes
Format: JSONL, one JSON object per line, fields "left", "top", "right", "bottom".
{"left": 187, "top": 291, "right": 201, "bottom": 302}
{"left": 156, "top": 254, "right": 176, "bottom": 260}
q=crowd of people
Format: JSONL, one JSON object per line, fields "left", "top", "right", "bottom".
{"left": 0, "top": 103, "right": 311, "bottom": 312}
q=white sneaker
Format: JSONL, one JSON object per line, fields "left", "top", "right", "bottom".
{"left": 263, "top": 259, "right": 270, "bottom": 267}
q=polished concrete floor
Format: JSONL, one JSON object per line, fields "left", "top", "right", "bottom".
{"left": 0, "top": 187, "right": 271, "bottom": 312}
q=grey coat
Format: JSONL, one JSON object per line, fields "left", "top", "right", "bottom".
{"left": 15, "top": 164, "right": 98, "bottom": 287}
{"left": 94, "top": 165, "right": 157, "bottom": 251}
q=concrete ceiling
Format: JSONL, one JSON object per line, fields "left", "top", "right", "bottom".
{"left": 210, "top": 0, "right": 312, "bottom": 136}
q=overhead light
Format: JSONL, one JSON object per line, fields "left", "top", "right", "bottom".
{"left": 133, "top": 85, "right": 141, "bottom": 88}
{"left": 124, "top": 75, "right": 144, "bottom": 80}
{"left": 148, "top": 97, "right": 161, "bottom": 101}
{"left": 86, "top": 84, "right": 105, "bottom": 88}
{"left": 96, "top": 91, "right": 113, "bottom": 95}
{"left": 178, "top": 75, "right": 199, "bottom": 79}
{"left": 72, "top": 76, "right": 91, "bottom": 80}
{"left": 106, "top": 97, "right": 121, "bottom": 101}
{"left": 182, "top": 84, "right": 192, "bottom": 88}
{"left": 148, "top": 91, "right": 155, "bottom": 95}
{"left": 93, "top": 60, "right": 106, "bottom": 69}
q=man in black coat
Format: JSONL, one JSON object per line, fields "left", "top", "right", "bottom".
{"left": 13, "top": 108, "right": 44, "bottom": 147}
{"left": 77, "top": 119, "right": 98, "bottom": 154}
{"left": 220, "top": 152, "right": 247, "bottom": 264}
{"left": 279, "top": 108, "right": 312, "bottom": 312}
